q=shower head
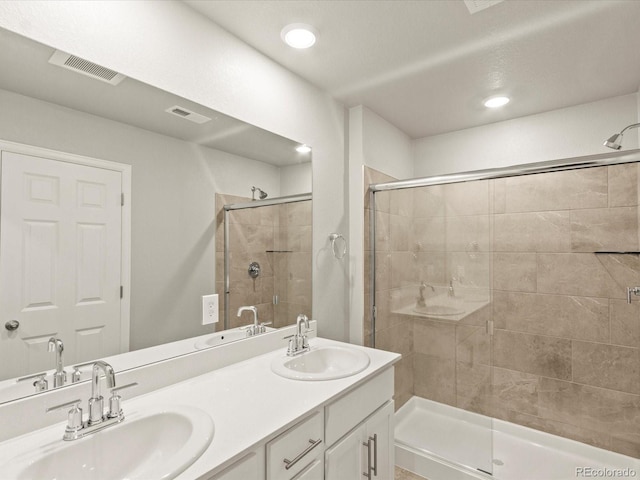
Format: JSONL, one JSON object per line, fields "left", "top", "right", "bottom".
{"left": 603, "top": 123, "right": 640, "bottom": 150}
{"left": 251, "top": 186, "right": 268, "bottom": 200}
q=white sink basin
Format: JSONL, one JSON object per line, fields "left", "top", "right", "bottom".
{"left": 1, "top": 406, "right": 214, "bottom": 480}
{"left": 271, "top": 346, "right": 370, "bottom": 381}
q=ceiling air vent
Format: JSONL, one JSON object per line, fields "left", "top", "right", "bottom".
{"left": 165, "top": 105, "right": 212, "bottom": 124}
{"left": 48, "top": 50, "right": 126, "bottom": 85}
{"left": 463, "top": 0, "right": 505, "bottom": 14}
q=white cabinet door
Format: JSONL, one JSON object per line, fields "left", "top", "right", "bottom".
{"left": 364, "top": 401, "right": 394, "bottom": 480}
{"left": 325, "top": 400, "right": 395, "bottom": 480}
{"left": 325, "top": 424, "right": 366, "bottom": 480}
{"left": 207, "top": 449, "right": 264, "bottom": 480}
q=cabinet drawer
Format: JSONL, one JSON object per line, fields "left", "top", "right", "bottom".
{"left": 267, "top": 410, "right": 324, "bottom": 480}
{"left": 325, "top": 367, "right": 393, "bottom": 446}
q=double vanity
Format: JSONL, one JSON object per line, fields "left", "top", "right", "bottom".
{"left": 0, "top": 321, "right": 400, "bottom": 479}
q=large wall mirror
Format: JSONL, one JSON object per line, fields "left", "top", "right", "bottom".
{"left": 0, "top": 27, "right": 312, "bottom": 403}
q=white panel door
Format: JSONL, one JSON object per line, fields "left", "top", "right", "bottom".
{"left": 0, "top": 151, "right": 123, "bottom": 380}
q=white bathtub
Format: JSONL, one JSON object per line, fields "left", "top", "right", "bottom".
{"left": 395, "top": 396, "right": 639, "bottom": 480}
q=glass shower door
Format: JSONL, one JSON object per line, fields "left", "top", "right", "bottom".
{"left": 371, "top": 178, "right": 494, "bottom": 476}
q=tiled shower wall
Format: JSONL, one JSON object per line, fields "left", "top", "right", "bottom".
{"left": 364, "top": 164, "right": 640, "bottom": 458}
{"left": 215, "top": 194, "right": 312, "bottom": 330}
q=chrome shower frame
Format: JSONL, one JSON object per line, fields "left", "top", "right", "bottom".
{"left": 367, "top": 148, "right": 640, "bottom": 348}
{"left": 222, "top": 192, "right": 312, "bottom": 329}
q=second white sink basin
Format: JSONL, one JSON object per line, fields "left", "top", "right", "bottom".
{"left": 271, "top": 346, "right": 370, "bottom": 381}
{"left": 1, "top": 406, "right": 214, "bottom": 480}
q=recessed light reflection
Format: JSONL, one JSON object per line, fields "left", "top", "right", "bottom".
{"left": 281, "top": 24, "right": 317, "bottom": 49}
{"left": 484, "top": 96, "right": 510, "bottom": 108}
{"left": 296, "top": 144, "right": 312, "bottom": 154}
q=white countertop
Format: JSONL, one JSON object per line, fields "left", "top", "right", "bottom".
{"left": 0, "top": 337, "right": 400, "bottom": 479}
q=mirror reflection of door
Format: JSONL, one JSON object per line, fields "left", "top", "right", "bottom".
{"left": 0, "top": 151, "right": 124, "bottom": 380}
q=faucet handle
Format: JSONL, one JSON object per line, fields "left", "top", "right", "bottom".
{"left": 108, "top": 382, "right": 138, "bottom": 419}
{"left": 46, "top": 399, "right": 83, "bottom": 435}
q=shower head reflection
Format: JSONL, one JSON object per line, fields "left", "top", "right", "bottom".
{"left": 251, "top": 186, "right": 268, "bottom": 200}
{"left": 603, "top": 123, "right": 640, "bottom": 150}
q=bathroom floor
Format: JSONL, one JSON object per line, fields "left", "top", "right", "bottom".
{"left": 395, "top": 466, "right": 428, "bottom": 480}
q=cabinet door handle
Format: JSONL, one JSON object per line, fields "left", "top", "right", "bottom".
{"left": 371, "top": 433, "right": 378, "bottom": 476}
{"left": 362, "top": 433, "right": 378, "bottom": 478}
{"left": 283, "top": 438, "right": 322, "bottom": 470}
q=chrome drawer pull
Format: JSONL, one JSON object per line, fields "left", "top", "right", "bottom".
{"left": 283, "top": 438, "right": 322, "bottom": 470}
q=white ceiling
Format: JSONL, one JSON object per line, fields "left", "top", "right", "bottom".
{"left": 184, "top": 0, "right": 640, "bottom": 139}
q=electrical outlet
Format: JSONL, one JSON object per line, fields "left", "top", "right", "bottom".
{"left": 202, "top": 294, "right": 219, "bottom": 325}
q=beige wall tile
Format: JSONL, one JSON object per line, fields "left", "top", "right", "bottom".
{"left": 456, "top": 325, "right": 490, "bottom": 365}
{"left": 494, "top": 330, "right": 572, "bottom": 380}
{"left": 414, "top": 353, "right": 456, "bottom": 406}
{"left": 493, "top": 253, "right": 537, "bottom": 292}
{"left": 572, "top": 341, "right": 640, "bottom": 394}
{"left": 375, "top": 211, "right": 391, "bottom": 252}
{"left": 571, "top": 207, "right": 639, "bottom": 252}
{"left": 537, "top": 253, "right": 624, "bottom": 298}
{"left": 539, "top": 377, "right": 640, "bottom": 442}
{"left": 456, "top": 361, "right": 492, "bottom": 416}
{"left": 610, "top": 436, "right": 640, "bottom": 458}
{"left": 493, "top": 178, "right": 507, "bottom": 214}
{"left": 596, "top": 253, "right": 640, "bottom": 288}
{"left": 390, "top": 214, "right": 411, "bottom": 252}
{"left": 390, "top": 187, "right": 414, "bottom": 217}
{"left": 394, "top": 355, "right": 415, "bottom": 411}
{"left": 504, "top": 167, "right": 607, "bottom": 213}
{"left": 492, "top": 291, "right": 609, "bottom": 342}
{"left": 415, "top": 252, "right": 447, "bottom": 285}
{"left": 492, "top": 367, "right": 540, "bottom": 416}
{"left": 494, "top": 212, "right": 571, "bottom": 253}
{"left": 391, "top": 252, "right": 419, "bottom": 288}
{"left": 414, "top": 184, "right": 445, "bottom": 218}
{"left": 448, "top": 252, "right": 491, "bottom": 289}
{"left": 608, "top": 163, "right": 639, "bottom": 207}
{"left": 376, "top": 322, "right": 413, "bottom": 356}
{"left": 444, "top": 180, "right": 490, "bottom": 216}
{"left": 414, "top": 319, "right": 456, "bottom": 358}
{"left": 412, "top": 216, "right": 446, "bottom": 252}
{"left": 611, "top": 299, "right": 640, "bottom": 348}
{"left": 445, "top": 215, "right": 490, "bottom": 252}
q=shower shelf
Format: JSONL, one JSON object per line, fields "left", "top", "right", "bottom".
{"left": 593, "top": 251, "right": 640, "bottom": 254}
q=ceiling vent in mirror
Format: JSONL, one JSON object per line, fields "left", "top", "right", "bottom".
{"left": 463, "top": 0, "right": 505, "bottom": 14}
{"left": 49, "top": 50, "right": 126, "bottom": 85}
{"left": 165, "top": 106, "right": 212, "bottom": 124}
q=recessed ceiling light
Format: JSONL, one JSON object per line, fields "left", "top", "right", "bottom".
{"left": 296, "top": 144, "right": 312, "bottom": 154}
{"left": 281, "top": 24, "right": 317, "bottom": 49}
{"left": 483, "top": 96, "right": 510, "bottom": 108}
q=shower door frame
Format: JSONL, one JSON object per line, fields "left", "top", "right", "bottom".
{"left": 222, "top": 192, "right": 312, "bottom": 329}
{"left": 367, "top": 148, "right": 640, "bottom": 347}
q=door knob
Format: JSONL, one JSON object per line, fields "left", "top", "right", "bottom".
{"left": 5, "top": 320, "right": 19, "bottom": 331}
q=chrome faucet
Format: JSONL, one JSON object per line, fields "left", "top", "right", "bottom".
{"left": 286, "top": 314, "right": 311, "bottom": 356}
{"left": 417, "top": 281, "right": 435, "bottom": 307}
{"left": 237, "top": 305, "right": 270, "bottom": 336}
{"left": 89, "top": 361, "right": 116, "bottom": 425}
{"left": 448, "top": 279, "right": 456, "bottom": 298}
{"left": 46, "top": 360, "right": 137, "bottom": 441}
{"left": 48, "top": 337, "right": 67, "bottom": 388}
